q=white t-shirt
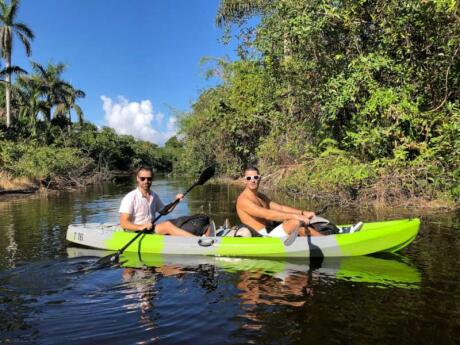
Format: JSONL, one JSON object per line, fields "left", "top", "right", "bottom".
{"left": 119, "top": 188, "right": 165, "bottom": 225}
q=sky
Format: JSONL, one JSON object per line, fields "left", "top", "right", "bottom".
{"left": 12, "top": 0, "right": 238, "bottom": 145}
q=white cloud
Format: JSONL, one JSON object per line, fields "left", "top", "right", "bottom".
{"left": 101, "top": 95, "right": 177, "bottom": 145}
{"left": 167, "top": 116, "right": 177, "bottom": 131}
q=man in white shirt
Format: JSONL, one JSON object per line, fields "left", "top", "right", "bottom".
{"left": 119, "top": 166, "right": 194, "bottom": 237}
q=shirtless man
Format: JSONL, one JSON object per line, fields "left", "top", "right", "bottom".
{"left": 236, "top": 166, "right": 323, "bottom": 237}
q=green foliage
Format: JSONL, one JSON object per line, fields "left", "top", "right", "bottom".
{"left": 177, "top": 60, "right": 274, "bottom": 176}
{"left": 0, "top": 119, "right": 178, "bottom": 184}
{"left": 178, "top": 0, "right": 460, "bottom": 203}
{"left": 279, "top": 153, "right": 375, "bottom": 200}
{"left": 163, "top": 136, "right": 185, "bottom": 171}
{"left": 0, "top": 140, "right": 92, "bottom": 180}
{"left": 66, "top": 125, "right": 170, "bottom": 172}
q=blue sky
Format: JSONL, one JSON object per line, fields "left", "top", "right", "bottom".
{"left": 13, "top": 0, "right": 238, "bottom": 145}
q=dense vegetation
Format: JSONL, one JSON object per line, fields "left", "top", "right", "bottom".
{"left": 178, "top": 0, "right": 460, "bottom": 207}
{"left": 0, "top": 0, "right": 177, "bottom": 190}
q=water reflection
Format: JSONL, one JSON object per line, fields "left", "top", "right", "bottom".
{"left": 65, "top": 249, "right": 422, "bottom": 341}
{"left": 0, "top": 180, "right": 459, "bottom": 344}
{"left": 68, "top": 247, "right": 422, "bottom": 290}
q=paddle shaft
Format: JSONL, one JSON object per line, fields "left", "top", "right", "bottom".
{"left": 159, "top": 182, "right": 198, "bottom": 215}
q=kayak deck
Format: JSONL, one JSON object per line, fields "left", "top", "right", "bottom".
{"left": 66, "top": 218, "right": 420, "bottom": 258}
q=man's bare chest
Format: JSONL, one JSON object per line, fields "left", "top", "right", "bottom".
{"left": 251, "top": 195, "right": 268, "bottom": 209}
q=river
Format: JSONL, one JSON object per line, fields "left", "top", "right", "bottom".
{"left": 0, "top": 176, "right": 458, "bottom": 344}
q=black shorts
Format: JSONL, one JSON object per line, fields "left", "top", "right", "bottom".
{"left": 265, "top": 221, "right": 281, "bottom": 233}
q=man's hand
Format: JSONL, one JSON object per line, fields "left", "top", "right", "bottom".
{"left": 139, "top": 222, "right": 154, "bottom": 232}
{"left": 302, "top": 211, "right": 315, "bottom": 219}
{"left": 295, "top": 213, "right": 315, "bottom": 225}
{"left": 175, "top": 193, "right": 184, "bottom": 201}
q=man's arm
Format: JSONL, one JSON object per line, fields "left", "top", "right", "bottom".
{"left": 269, "top": 200, "right": 315, "bottom": 218}
{"left": 119, "top": 213, "right": 153, "bottom": 232}
{"left": 158, "top": 193, "right": 184, "bottom": 214}
{"left": 239, "top": 197, "right": 306, "bottom": 223}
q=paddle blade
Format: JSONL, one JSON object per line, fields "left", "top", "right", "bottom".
{"left": 197, "top": 166, "right": 215, "bottom": 185}
{"left": 94, "top": 251, "right": 121, "bottom": 268}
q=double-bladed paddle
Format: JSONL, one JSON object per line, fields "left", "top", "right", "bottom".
{"left": 97, "top": 166, "right": 215, "bottom": 266}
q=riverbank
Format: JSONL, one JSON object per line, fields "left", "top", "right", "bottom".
{"left": 0, "top": 127, "right": 177, "bottom": 198}
{"left": 0, "top": 172, "right": 38, "bottom": 195}
{"left": 0, "top": 169, "right": 131, "bottom": 199}
{"left": 2, "top": 166, "right": 457, "bottom": 211}
{"left": 212, "top": 170, "right": 458, "bottom": 212}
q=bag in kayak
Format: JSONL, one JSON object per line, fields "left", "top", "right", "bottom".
{"left": 308, "top": 216, "right": 341, "bottom": 235}
{"left": 223, "top": 224, "right": 263, "bottom": 237}
{"left": 168, "top": 214, "right": 210, "bottom": 236}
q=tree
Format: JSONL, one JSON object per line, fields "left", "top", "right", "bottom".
{"left": 0, "top": 0, "right": 34, "bottom": 127}
{"left": 53, "top": 82, "right": 85, "bottom": 129}
{"left": 216, "top": 0, "right": 268, "bottom": 28}
{"left": 26, "top": 62, "right": 85, "bottom": 126}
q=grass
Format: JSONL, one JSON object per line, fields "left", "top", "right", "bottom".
{"left": 0, "top": 171, "right": 38, "bottom": 192}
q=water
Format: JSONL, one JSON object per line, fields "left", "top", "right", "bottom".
{"left": 0, "top": 177, "right": 459, "bottom": 344}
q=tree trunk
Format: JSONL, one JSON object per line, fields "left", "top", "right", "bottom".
{"left": 5, "top": 55, "right": 11, "bottom": 127}
{"left": 283, "top": 32, "right": 299, "bottom": 119}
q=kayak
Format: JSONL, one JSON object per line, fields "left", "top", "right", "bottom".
{"left": 66, "top": 218, "right": 420, "bottom": 258}
{"left": 67, "top": 247, "right": 421, "bottom": 289}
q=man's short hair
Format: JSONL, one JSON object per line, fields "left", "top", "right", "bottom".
{"left": 136, "top": 166, "right": 154, "bottom": 176}
{"left": 244, "top": 165, "right": 260, "bottom": 175}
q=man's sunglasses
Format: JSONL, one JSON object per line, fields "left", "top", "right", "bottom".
{"left": 139, "top": 176, "right": 152, "bottom": 182}
{"left": 245, "top": 175, "right": 260, "bottom": 181}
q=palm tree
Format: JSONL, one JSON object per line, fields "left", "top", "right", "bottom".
{"left": 14, "top": 79, "right": 42, "bottom": 137}
{"left": 0, "top": 0, "right": 34, "bottom": 127}
{"left": 26, "top": 62, "right": 85, "bottom": 126}
{"left": 53, "top": 85, "right": 85, "bottom": 128}
{"left": 216, "top": 0, "right": 269, "bottom": 27}
{"left": 0, "top": 63, "right": 26, "bottom": 120}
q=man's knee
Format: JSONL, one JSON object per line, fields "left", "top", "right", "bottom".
{"left": 283, "top": 219, "right": 301, "bottom": 228}
{"left": 154, "top": 221, "right": 172, "bottom": 235}
{"left": 280, "top": 219, "right": 301, "bottom": 234}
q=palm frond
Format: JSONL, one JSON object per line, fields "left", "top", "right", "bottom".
{"left": 74, "top": 89, "right": 86, "bottom": 98}
{"left": 8, "top": 0, "right": 19, "bottom": 20}
{"left": 0, "top": 64, "right": 27, "bottom": 77}
{"left": 30, "top": 61, "right": 46, "bottom": 76}
{"left": 0, "top": 2, "right": 7, "bottom": 14}
{"left": 16, "top": 31, "right": 31, "bottom": 56}
{"left": 73, "top": 104, "right": 84, "bottom": 125}
{"left": 14, "top": 22, "right": 34, "bottom": 40}
{"left": 216, "top": 0, "right": 266, "bottom": 27}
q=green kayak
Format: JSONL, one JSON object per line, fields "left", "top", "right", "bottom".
{"left": 66, "top": 218, "right": 420, "bottom": 258}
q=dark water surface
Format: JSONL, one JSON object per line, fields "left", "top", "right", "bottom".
{"left": 0, "top": 177, "right": 459, "bottom": 344}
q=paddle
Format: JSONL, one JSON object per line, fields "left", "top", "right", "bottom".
{"left": 284, "top": 204, "right": 329, "bottom": 246}
{"left": 97, "top": 166, "right": 215, "bottom": 265}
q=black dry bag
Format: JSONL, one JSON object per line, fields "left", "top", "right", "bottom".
{"left": 168, "top": 214, "right": 210, "bottom": 236}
